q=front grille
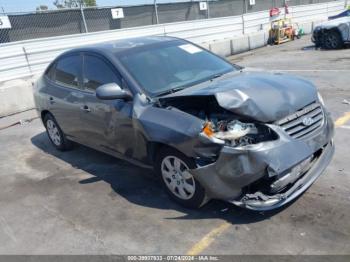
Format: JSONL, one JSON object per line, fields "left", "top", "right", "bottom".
{"left": 276, "top": 102, "right": 324, "bottom": 139}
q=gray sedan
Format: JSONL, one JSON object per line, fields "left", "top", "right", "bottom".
{"left": 34, "top": 36, "right": 334, "bottom": 211}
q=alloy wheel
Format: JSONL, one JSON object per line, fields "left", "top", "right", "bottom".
{"left": 325, "top": 34, "right": 339, "bottom": 49}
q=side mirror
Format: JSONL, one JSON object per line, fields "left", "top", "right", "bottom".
{"left": 96, "top": 83, "right": 132, "bottom": 100}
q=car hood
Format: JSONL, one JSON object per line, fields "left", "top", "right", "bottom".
{"left": 315, "top": 16, "right": 350, "bottom": 29}
{"left": 159, "top": 71, "right": 318, "bottom": 123}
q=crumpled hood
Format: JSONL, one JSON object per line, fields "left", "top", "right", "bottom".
{"left": 159, "top": 71, "right": 318, "bottom": 122}
{"left": 315, "top": 16, "right": 350, "bottom": 29}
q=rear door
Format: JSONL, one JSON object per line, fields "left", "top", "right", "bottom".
{"left": 47, "top": 53, "right": 86, "bottom": 140}
{"left": 80, "top": 53, "right": 134, "bottom": 154}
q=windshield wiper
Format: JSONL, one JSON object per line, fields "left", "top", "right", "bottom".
{"left": 210, "top": 73, "right": 224, "bottom": 80}
{"left": 155, "top": 86, "right": 185, "bottom": 97}
{"left": 155, "top": 71, "right": 232, "bottom": 97}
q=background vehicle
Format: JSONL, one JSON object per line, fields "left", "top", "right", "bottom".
{"left": 34, "top": 36, "right": 334, "bottom": 211}
{"left": 328, "top": 9, "right": 350, "bottom": 20}
{"left": 312, "top": 16, "right": 350, "bottom": 49}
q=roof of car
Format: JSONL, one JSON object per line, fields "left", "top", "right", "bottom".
{"left": 61, "top": 36, "right": 180, "bottom": 57}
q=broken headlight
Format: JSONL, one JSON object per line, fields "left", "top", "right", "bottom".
{"left": 201, "top": 119, "right": 277, "bottom": 147}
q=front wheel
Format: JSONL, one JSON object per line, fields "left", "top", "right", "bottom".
{"left": 323, "top": 31, "right": 343, "bottom": 49}
{"left": 155, "top": 148, "right": 207, "bottom": 208}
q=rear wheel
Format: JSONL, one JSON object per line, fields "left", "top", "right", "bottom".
{"left": 155, "top": 148, "right": 207, "bottom": 208}
{"left": 324, "top": 30, "right": 343, "bottom": 49}
{"left": 44, "top": 113, "right": 72, "bottom": 151}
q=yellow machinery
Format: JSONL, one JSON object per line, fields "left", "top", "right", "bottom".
{"left": 269, "top": 18, "right": 297, "bottom": 45}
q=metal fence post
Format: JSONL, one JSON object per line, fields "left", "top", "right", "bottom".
{"left": 206, "top": 0, "right": 210, "bottom": 19}
{"left": 242, "top": 14, "right": 245, "bottom": 35}
{"left": 22, "top": 47, "right": 33, "bottom": 75}
{"left": 242, "top": 0, "right": 246, "bottom": 35}
{"left": 154, "top": 0, "right": 159, "bottom": 24}
{"left": 80, "top": 6, "right": 88, "bottom": 33}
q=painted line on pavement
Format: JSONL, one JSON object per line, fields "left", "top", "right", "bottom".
{"left": 335, "top": 112, "right": 350, "bottom": 127}
{"left": 186, "top": 222, "right": 231, "bottom": 255}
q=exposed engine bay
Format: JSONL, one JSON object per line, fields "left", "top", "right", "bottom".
{"left": 158, "top": 95, "right": 278, "bottom": 147}
{"left": 202, "top": 119, "right": 277, "bottom": 147}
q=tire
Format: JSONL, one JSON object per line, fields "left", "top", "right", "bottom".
{"left": 43, "top": 113, "right": 72, "bottom": 151}
{"left": 155, "top": 147, "right": 207, "bottom": 209}
{"left": 323, "top": 30, "right": 344, "bottom": 49}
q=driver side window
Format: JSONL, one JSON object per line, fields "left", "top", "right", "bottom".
{"left": 83, "top": 54, "right": 121, "bottom": 91}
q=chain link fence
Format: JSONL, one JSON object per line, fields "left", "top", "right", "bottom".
{"left": 0, "top": 0, "right": 340, "bottom": 43}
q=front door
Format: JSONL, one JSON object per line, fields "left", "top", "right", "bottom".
{"left": 80, "top": 53, "right": 134, "bottom": 156}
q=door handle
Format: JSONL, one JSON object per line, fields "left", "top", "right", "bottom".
{"left": 80, "top": 105, "right": 91, "bottom": 112}
{"left": 49, "top": 97, "right": 55, "bottom": 104}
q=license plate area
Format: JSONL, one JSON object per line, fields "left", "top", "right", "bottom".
{"left": 269, "top": 155, "right": 314, "bottom": 193}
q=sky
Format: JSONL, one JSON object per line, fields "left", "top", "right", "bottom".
{"left": 0, "top": 0, "right": 197, "bottom": 13}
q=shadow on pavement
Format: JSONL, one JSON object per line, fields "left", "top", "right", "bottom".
{"left": 302, "top": 44, "right": 350, "bottom": 51}
{"left": 31, "top": 131, "right": 293, "bottom": 225}
{"left": 302, "top": 45, "right": 317, "bottom": 51}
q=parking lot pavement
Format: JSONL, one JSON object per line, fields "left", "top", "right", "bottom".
{"left": 0, "top": 37, "right": 349, "bottom": 255}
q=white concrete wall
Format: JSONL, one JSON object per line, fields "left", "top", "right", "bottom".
{"left": 0, "top": 79, "right": 34, "bottom": 117}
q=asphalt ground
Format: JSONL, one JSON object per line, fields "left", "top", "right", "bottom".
{"left": 0, "top": 36, "right": 349, "bottom": 255}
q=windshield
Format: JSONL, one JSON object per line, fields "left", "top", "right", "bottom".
{"left": 118, "top": 41, "right": 236, "bottom": 96}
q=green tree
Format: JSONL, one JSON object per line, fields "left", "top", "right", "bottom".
{"left": 36, "top": 5, "right": 49, "bottom": 11}
{"left": 84, "top": 0, "right": 96, "bottom": 6}
{"left": 53, "top": 0, "right": 96, "bottom": 9}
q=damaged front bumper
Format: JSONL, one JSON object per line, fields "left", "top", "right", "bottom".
{"left": 190, "top": 111, "right": 334, "bottom": 211}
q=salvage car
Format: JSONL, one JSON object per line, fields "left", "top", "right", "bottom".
{"left": 312, "top": 16, "right": 350, "bottom": 49}
{"left": 34, "top": 36, "right": 334, "bottom": 211}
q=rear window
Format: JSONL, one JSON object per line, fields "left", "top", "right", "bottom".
{"left": 55, "top": 55, "right": 81, "bottom": 88}
{"left": 45, "top": 63, "right": 56, "bottom": 80}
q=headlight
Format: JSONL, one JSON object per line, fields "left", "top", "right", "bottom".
{"left": 200, "top": 120, "right": 277, "bottom": 147}
{"left": 317, "top": 92, "right": 325, "bottom": 106}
